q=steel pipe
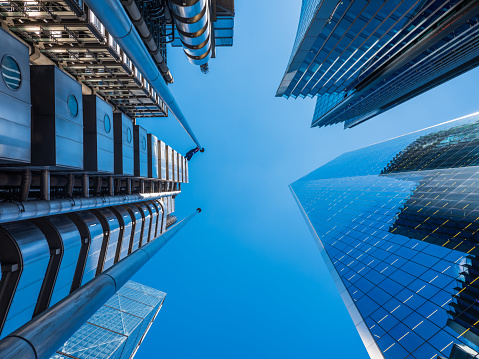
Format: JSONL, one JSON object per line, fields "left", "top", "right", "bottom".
{"left": 121, "top": 0, "right": 174, "bottom": 83}
{"left": 40, "top": 170, "right": 50, "bottom": 201}
{"left": 169, "top": 0, "right": 212, "bottom": 72}
{"left": 0, "top": 208, "right": 200, "bottom": 359}
{"left": 82, "top": 174, "right": 89, "bottom": 198}
{"left": 94, "top": 177, "right": 101, "bottom": 195}
{"left": 108, "top": 177, "right": 114, "bottom": 197}
{"left": 126, "top": 178, "right": 132, "bottom": 195}
{"left": 65, "top": 174, "right": 74, "bottom": 198}
{"left": 19, "top": 170, "right": 31, "bottom": 202}
{"left": 0, "top": 192, "right": 180, "bottom": 224}
{"left": 83, "top": 0, "right": 203, "bottom": 150}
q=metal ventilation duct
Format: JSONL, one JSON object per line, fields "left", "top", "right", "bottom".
{"left": 169, "top": 0, "right": 212, "bottom": 74}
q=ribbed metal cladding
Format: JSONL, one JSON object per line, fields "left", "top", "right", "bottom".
{"left": 169, "top": 0, "right": 211, "bottom": 73}
{"left": 0, "top": 208, "right": 201, "bottom": 359}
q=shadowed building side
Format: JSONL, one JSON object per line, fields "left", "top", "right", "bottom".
{"left": 277, "top": 0, "right": 479, "bottom": 129}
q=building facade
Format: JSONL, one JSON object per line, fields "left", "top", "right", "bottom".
{"left": 277, "top": 0, "right": 479, "bottom": 129}
{"left": 51, "top": 281, "right": 166, "bottom": 359}
{"left": 291, "top": 112, "right": 479, "bottom": 358}
{"left": 0, "top": 0, "right": 194, "bottom": 347}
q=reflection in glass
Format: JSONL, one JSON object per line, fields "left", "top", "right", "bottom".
{"left": 291, "top": 113, "right": 479, "bottom": 358}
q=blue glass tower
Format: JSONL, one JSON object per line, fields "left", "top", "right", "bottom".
{"left": 51, "top": 281, "right": 166, "bottom": 359}
{"left": 291, "top": 112, "right": 479, "bottom": 358}
{"left": 277, "top": 0, "right": 479, "bottom": 129}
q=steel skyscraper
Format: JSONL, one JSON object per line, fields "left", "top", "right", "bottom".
{"left": 291, "top": 112, "right": 479, "bottom": 358}
{"left": 51, "top": 281, "right": 166, "bottom": 359}
{"left": 0, "top": 0, "right": 234, "bottom": 356}
{"left": 277, "top": 0, "right": 479, "bottom": 129}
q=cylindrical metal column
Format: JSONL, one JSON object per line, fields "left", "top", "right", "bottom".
{"left": 19, "top": 170, "right": 31, "bottom": 202}
{"left": 0, "top": 192, "right": 180, "bottom": 224}
{"left": 65, "top": 174, "right": 74, "bottom": 198}
{"left": 40, "top": 170, "right": 50, "bottom": 201}
{"left": 83, "top": 0, "right": 203, "bottom": 150}
{"left": 168, "top": 0, "right": 212, "bottom": 73}
{"left": 82, "top": 174, "right": 89, "bottom": 198}
{"left": 0, "top": 208, "right": 201, "bottom": 359}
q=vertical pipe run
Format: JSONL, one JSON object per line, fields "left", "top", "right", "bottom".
{"left": 108, "top": 177, "right": 114, "bottom": 197}
{"left": 82, "top": 174, "right": 89, "bottom": 198}
{"left": 66, "top": 174, "right": 74, "bottom": 198}
{"left": 126, "top": 178, "right": 132, "bottom": 195}
{"left": 0, "top": 209, "right": 201, "bottom": 359}
{"left": 95, "top": 177, "right": 102, "bottom": 195}
{"left": 19, "top": 170, "right": 31, "bottom": 202}
{"left": 115, "top": 179, "right": 121, "bottom": 194}
{"left": 40, "top": 170, "right": 50, "bottom": 201}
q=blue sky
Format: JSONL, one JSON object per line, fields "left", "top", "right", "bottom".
{"left": 132, "top": 1, "right": 479, "bottom": 357}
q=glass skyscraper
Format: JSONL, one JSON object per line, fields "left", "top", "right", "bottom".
{"left": 277, "top": 0, "right": 479, "bottom": 129}
{"left": 51, "top": 281, "right": 166, "bottom": 359}
{"left": 291, "top": 112, "right": 479, "bottom": 358}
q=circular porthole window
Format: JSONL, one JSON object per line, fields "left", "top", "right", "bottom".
{"left": 126, "top": 127, "right": 132, "bottom": 143}
{"left": 1, "top": 55, "right": 21, "bottom": 90}
{"left": 104, "top": 114, "right": 111, "bottom": 133}
{"left": 142, "top": 137, "right": 147, "bottom": 150}
{"left": 67, "top": 93, "right": 78, "bottom": 117}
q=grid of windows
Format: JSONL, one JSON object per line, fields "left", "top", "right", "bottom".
{"left": 291, "top": 113, "right": 479, "bottom": 358}
{"left": 389, "top": 167, "right": 479, "bottom": 255}
{"left": 277, "top": 0, "right": 479, "bottom": 129}
{"left": 52, "top": 281, "right": 166, "bottom": 359}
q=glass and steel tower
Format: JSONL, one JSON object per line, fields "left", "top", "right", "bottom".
{"left": 291, "top": 112, "right": 479, "bottom": 358}
{"left": 51, "top": 281, "right": 165, "bottom": 359}
{"left": 0, "top": 1, "right": 208, "bottom": 357}
{"left": 277, "top": 0, "right": 479, "bottom": 129}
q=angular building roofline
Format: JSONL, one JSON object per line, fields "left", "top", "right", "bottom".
{"left": 277, "top": 0, "right": 479, "bottom": 129}
{"left": 276, "top": 0, "right": 339, "bottom": 97}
